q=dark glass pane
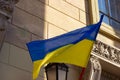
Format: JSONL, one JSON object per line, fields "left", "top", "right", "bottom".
{"left": 98, "top": 0, "right": 108, "bottom": 14}
{"left": 46, "top": 65, "right": 57, "bottom": 80}
{"left": 116, "top": 0, "right": 120, "bottom": 21}
{"left": 109, "top": 0, "right": 117, "bottom": 19}
{"left": 58, "top": 70, "right": 66, "bottom": 80}
{"left": 100, "top": 13, "right": 109, "bottom": 25}
{"left": 98, "top": 0, "right": 120, "bottom": 30}
{"left": 110, "top": 19, "right": 120, "bottom": 30}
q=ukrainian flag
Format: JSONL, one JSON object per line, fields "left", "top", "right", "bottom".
{"left": 26, "top": 15, "right": 104, "bottom": 80}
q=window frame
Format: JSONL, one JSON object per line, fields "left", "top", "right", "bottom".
{"left": 88, "top": 0, "right": 120, "bottom": 41}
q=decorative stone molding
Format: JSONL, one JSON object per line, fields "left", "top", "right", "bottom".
{"left": 92, "top": 40, "right": 120, "bottom": 64}
{"left": 83, "top": 56, "right": 101, "bottom": 80}
{"left": 0, "top": 0, "right": 19, "bottom": 18}
{"left": 89, "top": 56, "right": 101, "bottom": 80}
{"left": 0, "top": 0, "right": 19, "bottom": 52}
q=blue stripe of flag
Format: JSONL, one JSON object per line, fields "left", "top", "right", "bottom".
{"left": 26, "top": 15, "right": 104, "bottom": 61}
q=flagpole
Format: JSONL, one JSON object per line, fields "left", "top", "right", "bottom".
{"left": 79, "top": 68, "right": 85, "bottom": 80}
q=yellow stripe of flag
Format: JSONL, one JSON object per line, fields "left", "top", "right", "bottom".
{"left": 33, "top": 39, "right": 94, "bottom": 79}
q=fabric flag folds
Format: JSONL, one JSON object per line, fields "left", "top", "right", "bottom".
{"left": 26, "top": 15, "right": 104, "bottom": 80}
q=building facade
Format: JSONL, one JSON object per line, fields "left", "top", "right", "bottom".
{"left": 0, "top": 0, "right": 120, "bottom": 80}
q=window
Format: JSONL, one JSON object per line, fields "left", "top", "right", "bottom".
{"left": 98, "top": 0, "right": 120, "bottom": 30}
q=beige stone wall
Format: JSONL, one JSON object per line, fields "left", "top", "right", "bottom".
{"left": 0, "top": 0, "right": 90, "bottom": 80}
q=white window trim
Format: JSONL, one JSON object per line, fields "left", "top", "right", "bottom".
{"left": 89, "top": 0, "right": 120, "bottom": 41}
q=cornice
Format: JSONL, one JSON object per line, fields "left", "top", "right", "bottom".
{"left": 92, "top": 40, "right": 120, "bottom": 66}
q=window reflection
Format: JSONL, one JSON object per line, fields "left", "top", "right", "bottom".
{"left": 98, "top": 0, "right": 120, "bottom": 30}
{"left": 98, "top": 0, "right": 108, "bottom": 14}
{"left": 100, "top": 13, "right": 109, "bottom": 25}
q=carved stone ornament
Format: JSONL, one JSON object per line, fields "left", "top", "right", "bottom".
{"left": 92, "top": 40, "right": 120, "bottom": 64}
{"left": 0, "top": 0, "right": 19, "bottom": 18}
{"left": 89, "top": 56, "right": 101, "bottom": 80}
{"left": 0, "top": 0, "right": 19, "bottom": 52}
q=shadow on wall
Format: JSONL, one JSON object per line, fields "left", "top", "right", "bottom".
{"left": 4, "top": 0, "right": 46, "bottom": 50}
{"left": 85, "top": 0, "right": 90, "bottom": 25}
{"left": 0, "top": 0, "right": 46, "bottom": 79}
{"left": 0, "top": 0, "right": 93, "bottom": 80}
